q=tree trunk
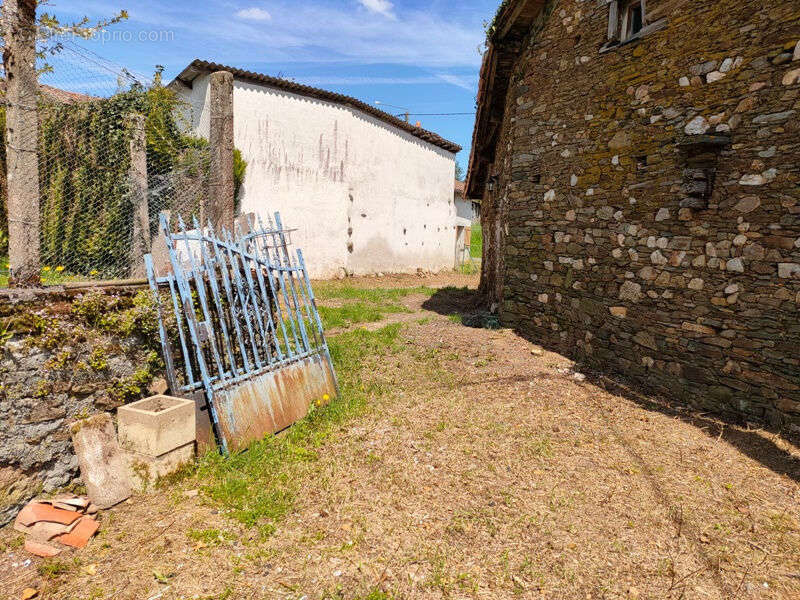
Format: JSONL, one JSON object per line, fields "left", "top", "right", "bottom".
{"left": 478, "top": 184, "right": 505, "bottom": 311}
{"left": 3, "top": 0, "right": 40, "bottom": 286}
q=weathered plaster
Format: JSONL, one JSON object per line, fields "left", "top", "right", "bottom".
{"left": 177, "top": 76, "right": 459, "bottom": 278}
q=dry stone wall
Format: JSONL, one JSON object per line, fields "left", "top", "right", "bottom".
{"left": 495, "top": 0, "right": 800, "bottom": 429}
{"left": 0, "top": 288, "right": 165, "bottom": 525}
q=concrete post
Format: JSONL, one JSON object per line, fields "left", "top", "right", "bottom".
{"left": 127, "top": 114, "right": 149, "bottom": 278}
{"left": 3, "top": 0, "right": 41, "bottom": 286}
{"left": 207, "top": 71, "right": 234, "bottom": 231}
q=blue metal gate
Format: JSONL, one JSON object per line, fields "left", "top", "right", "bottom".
{"left": 144, "top": 212, "right": 338, "bottom": 453}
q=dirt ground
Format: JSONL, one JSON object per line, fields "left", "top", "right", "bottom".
{"left": 3, "top": 273, "right": 800, "bottom": 600}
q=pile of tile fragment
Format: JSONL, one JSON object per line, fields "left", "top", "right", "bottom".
{"left": 13, "top": 495, "right": 100, "bottom": 557}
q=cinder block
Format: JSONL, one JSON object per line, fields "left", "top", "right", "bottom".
{"left": 125, "top": 443, "right": 195, "bottom": 492}
{"left": 117, "top": 395, "right": 196, "bottom": 457}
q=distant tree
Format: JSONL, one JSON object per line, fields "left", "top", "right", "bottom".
{"left": 1, "top": 1, "right": 129, "bottom": 68}
{"left": 455, "top": 160, "right": 465, "bottom": 181}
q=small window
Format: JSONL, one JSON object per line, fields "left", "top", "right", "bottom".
{"left": 623, "top": 2, "right": 644, "bottom": 40}
{"left": 606, "top": 0, "right": 648, "bottom": 44}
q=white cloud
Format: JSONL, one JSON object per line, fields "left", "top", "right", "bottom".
{"left": 358, "top": 0, "right": 396, "bottom": 19}
{"left": 296, "top": 75, "right": 456, "bottom": 86}
{"left": 47, "top": 1, "right": 486, "bottom": 70}
{"left": 235, "top": 7, "right": 272, "bottom": 21}
{"left": 434, "top": 73, "right": 476, "bottom": 91}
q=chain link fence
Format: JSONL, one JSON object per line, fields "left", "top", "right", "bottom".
{"left": 0, "top": 39, "right": 217, "bottom": 286}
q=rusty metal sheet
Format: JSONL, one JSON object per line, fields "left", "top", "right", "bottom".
{"left": 213, "top": 354, "right": 337, "bottom": 451}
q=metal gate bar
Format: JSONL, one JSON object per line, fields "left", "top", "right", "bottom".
{"left": 145, "top": 212, "right": 338, "bottom": 453}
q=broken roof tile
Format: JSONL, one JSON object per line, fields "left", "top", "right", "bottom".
{"left": 55, "top": 516, "right": 100, "bottom": 549}
{"left": 27, "top": 521, "right": 74, "bottom": 542}
{"left": 51, "top": 495, "right": 91, "bottom": 511}
{"left": 16, "top": 502, "right": 83, "bottom": 527}
{"left": 24, "top": 539, "right": 62, "bottom": 558}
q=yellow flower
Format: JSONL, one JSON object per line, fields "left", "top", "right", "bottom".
{"left": 322, "top": 394, "right": 330, "bottom": 402}
{"left": 42, "top": 266, "right": 51, "bottom": 272}
{"left": 90, "top": 270, "right": 99, "bottom": 276}
{"left": 55, "top": 266, "right": 65, "bottom": 273}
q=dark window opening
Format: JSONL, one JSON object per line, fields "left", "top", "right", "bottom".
{"left": 636, "top": 155, "right": 648, "bottom": 171}
{"left": 625, "top": 2, "right": 643, "bottom": 39}
{"left": 532, "top": 173, "right": 542, "bottom": 185}
{"left": 605, "top": 0, "right": 649, "bottom": 47}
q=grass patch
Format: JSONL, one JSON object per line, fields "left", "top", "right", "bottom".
{"left": 470, "top": 224, "right": 483, "bottom": 259}
{"left": 457, "top": 262, "right": 479, "bottom": 275}
{"left": 187, "top": 528, "right": 234, "bottom": 546}
{"left": 314, "top": 284, "right": 435, "bottom": 303}
{"left": 194, "top": 324, "right": 402, "bottom": 537}
{"left": 312, "top": 284, "right": 436, "bottom": 329}
{"left": 355, "top": 591, "right": 392, "bottom": 600}
{"left": 319, "top": 301, "right": 409, "bottom": 329}
{"left": 37, "top": 559, "right": 73, "bottom": 578}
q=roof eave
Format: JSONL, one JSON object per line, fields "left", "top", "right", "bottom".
{"left": 465, "top": 0, "right": 548, "bottom": 199}
{"left": 169, "top": 59, "right": 462, "bottom": 155}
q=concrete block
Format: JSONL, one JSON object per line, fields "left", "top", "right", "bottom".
{"left": 125, "top": 443, "right": 195, "bottom": 492}
{"left": 118, "top": 395, "right": 196, "bottom": 457}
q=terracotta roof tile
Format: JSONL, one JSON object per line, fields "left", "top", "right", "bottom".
{"left": 15, "top": 502, "right": 83, "bottom": 527}
{"left": 24, "top": 539, "right": 62, "bottom": 558}
{"left": 56, "top": 516, "right": 100, "bottom": 549}
{"left": 39, "top": 84, "right": 95, "bottom": 104}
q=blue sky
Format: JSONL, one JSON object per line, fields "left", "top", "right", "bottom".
{"left": 42, "top": 0, "right": 499, "bottom": 168}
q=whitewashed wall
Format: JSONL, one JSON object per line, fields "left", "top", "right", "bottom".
{"left": 455, "top": 196, "right": 480, "bottom": 223}
{"left": 176, "top": 74, "right": 458, "bottom": 279}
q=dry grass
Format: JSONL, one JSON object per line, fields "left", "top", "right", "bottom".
{"left": 2, "top": 274, "right": 799, "bottom": 600}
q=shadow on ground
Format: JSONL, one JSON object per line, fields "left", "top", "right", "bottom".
{"left": 422, "top": 286, "right": 499, "bottom": 328}
{"left": 425, "top": 287, "right": 800, "bottom": 485}
{"left": 514, "top": 326, "right": 800, "bottom": 486}
{"left": 581, "top": 366, "right": 800, "bottom": 485}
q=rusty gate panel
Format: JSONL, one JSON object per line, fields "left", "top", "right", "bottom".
{"left": 214, "top": 354, "right": 336, "bottom": 452}
{"left": 144, "top": 211, "right": 338, "bottom": 454}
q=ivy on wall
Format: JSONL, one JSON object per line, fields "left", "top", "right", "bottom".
{"left": 0, "top": 75, "right": 246, "bottom": 278}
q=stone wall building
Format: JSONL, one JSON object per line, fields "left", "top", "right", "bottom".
{"left": 466, "top": 0, "right": 800, "bottom": 429}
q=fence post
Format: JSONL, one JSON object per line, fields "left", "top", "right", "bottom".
{"left": 127, "top": 114, "right": 149, "bottom": 278}
{"left": 207, "top": 71, "right": 234, "bottom": 231}
{"left": 3, "top": 0, "right": 40, "bottom": 286}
